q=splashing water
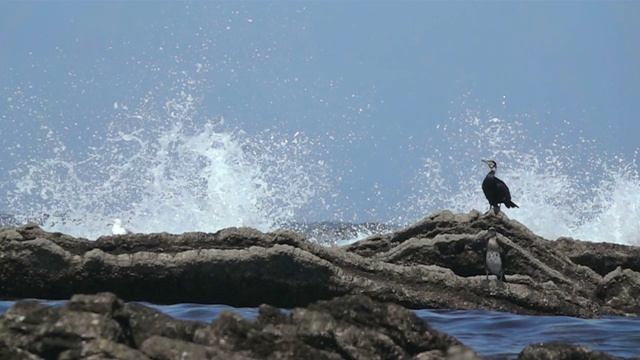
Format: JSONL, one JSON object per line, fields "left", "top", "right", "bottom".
{"left": 403, "top": 112, "right": 640, "bottom": 245}
{"left": 5, "top": 92, "right": 332, "bottom": 239}
{"left": 4, "top": 88, "right": 639, "bottom": 246}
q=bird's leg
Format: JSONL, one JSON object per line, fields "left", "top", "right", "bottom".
{"left": 486, "top": 204, "right": 494, "bottom": 215}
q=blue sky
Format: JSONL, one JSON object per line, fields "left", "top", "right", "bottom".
{"left": 1, "top": 1, "right": 638, "bottom": 222}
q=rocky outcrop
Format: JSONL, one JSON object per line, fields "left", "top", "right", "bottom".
{"left": 0, "top": 210, "right": 639, "bottom": 318}
{"left": 0, "top": 292, "right": 480, "bottom": 360}
{"left": 517, "top": 343, "right": 625, "bottom": 360}
{"left": 0, "top": 292, "right": 632, "bottom": 360}
{"left": 551, "top": 237, "right": 640, "bottom": 276}
{"left": 597, "top": 266, "right": 640, "bottom": 315}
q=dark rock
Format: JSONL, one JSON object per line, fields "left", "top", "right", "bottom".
{"left": 139, "top": 335, "right": 246, "bottom": 360}
{"left": 552, "top": 237, "right": 640, "bottom": 276}
{"left": 0, "top": 342, "right": 43, "bottom": 360}
{"left": 299, "top": 295, "right": 472, "bottom": 359}
{"left": 66, "top": 292, "right": 124, "bottom": 316}
{"left": 0, "top": 294, "right": 127, "bottom": 360}
{"left": 0, "top": 223, "right": 91, "bottom": 255}
{"left": 194, "top": 311, "right": 256, "bottom": 350}
{"left": 517, "top": 342, "right": 628, "bottom": 360}
{"left": 597, "top": 267, "right": 640, "bottom": 314}
{"left": 34, "top": 310, "right": 125, "bottom": 350}
{"left": 125, "top": 303, "right": 205, "bottom": 348}
{"left": 58, "top": 338, "right": 149, "bottom": 360}
{"left": 191, "top": 294, "right": 480, "bottom": 360}
{"left": 0, "top": 292, "right": 480, "bottom": 360}
{"left": 345, "top": 211, "right": 606, "bottom": 317}
{"left": 1, "top": 210, "right": 639, "bottom": 317}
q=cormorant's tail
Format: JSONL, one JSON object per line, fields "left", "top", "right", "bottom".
{"left": 505, "top": 201, "right": 519, "bottom": 208}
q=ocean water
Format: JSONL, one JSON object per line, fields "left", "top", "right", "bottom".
{"left": 1, "top": 300, "right": 638, "bottom": 359}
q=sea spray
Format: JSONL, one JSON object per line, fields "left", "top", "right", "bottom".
{"left": 402, "top": 113, "right": 640, "bottom": 245}
{"left": 5, "top": 92, "right": 333, "bottom": 239}
{"left": 4, "top": 87, "right": 639, "bottom": 246}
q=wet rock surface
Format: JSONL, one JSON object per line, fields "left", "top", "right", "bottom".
{"left": 0, "top": 210, "right": 639, "bottom": 318}
{"left": 0, "top": 292, "right": 480, "bottom": 360}
{"left": 517, "top": 342, "right": 628, "bottom": 360}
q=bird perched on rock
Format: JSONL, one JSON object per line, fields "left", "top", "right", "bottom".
{"left": 107, "top": 219, "right": 132, "bottom": 235}
{"left": 481, "top": 159, "right": 518, "bottom": 213}
{"left": 485, "top": 227, "right": 506, "bottom": 282}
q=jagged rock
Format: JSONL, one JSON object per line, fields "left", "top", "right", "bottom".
{"left": 517, "top": 342, "right": 628, "bottom": 360}
{"left": 348, "top": 211, "right": 601, "bottom": 292}
{"left": 0, "top": 343, "right": 43, "bottom": 360}
{"left": 0, "top": 292, "right": 480, "bottom": 360}
{"left": 66, "top": 292, "right": 124, "bottom": 316}
{"left": 59, "top": 338, "right": 150, "bottom": 360}
{"left": 191, "top": 294, "right": 480, "bottom": 360}
{"left": 0, "top": 295, "right": 126, "bottom": 359}
{"left": 139, "top": 335, "right": 245, "bottom": 360}
{"left": 344, "top": 211, "right": 605, "bottom": 316}
{"left": 125, "top": 303, "right": 206, "bottom": 347}
{"left": 552, "top": 237, "right": 640, "bottom": 276}
{"left": 597, "top": 267, "right": 640, "bottom": 314}
{"left": 1, "top": 210, "right": 639, "bottom": 317}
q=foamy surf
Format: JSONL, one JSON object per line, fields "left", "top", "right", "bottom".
{"left": 5, "top": 92, "right": 333, "bottom": 239}
{"left": 403, "top": 115, "right": 640, "bottom": 245}
{"left": 3, "top": 93, "right": 639, "bottom": 245}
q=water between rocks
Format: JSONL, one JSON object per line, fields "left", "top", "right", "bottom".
{"left": 1, "top": 301, "right": 638, "bottom": 359}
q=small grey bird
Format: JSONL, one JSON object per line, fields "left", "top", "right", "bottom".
{"left": 485, "top": 227, "right": 506, "bottom": 282}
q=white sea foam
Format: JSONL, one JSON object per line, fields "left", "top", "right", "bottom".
{"left": 4, "top": 89, "right": 638, "bottom": 245}
{"left": 5, "top": 92, "right": 332, "bottom": 239}
{"left": 402, "top": 114, "right": 640, "bottom": 245}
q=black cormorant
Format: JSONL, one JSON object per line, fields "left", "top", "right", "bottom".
{"left": 481, "top": 159, "right": 518, "bottom": 212}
